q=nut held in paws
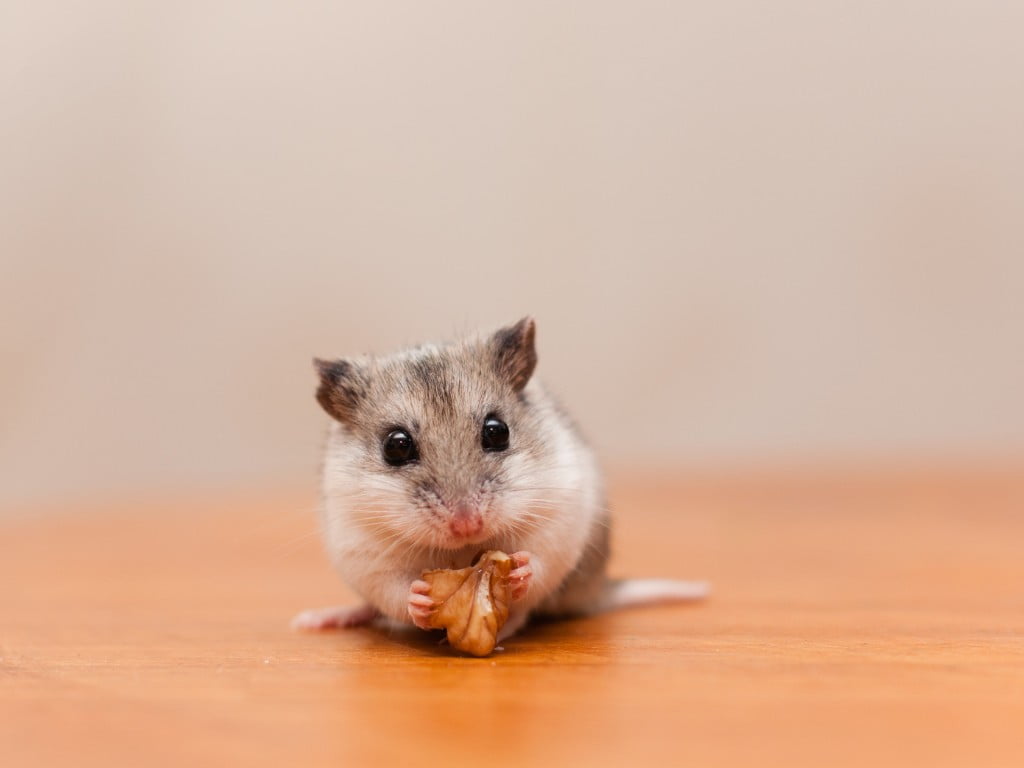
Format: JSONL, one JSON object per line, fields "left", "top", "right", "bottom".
{"left": 420, "top": 550, "right": 513, "bottom": 656}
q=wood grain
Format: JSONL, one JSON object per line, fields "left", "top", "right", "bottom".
{"left": 2, "top": 467, "right": 1023, "bottom": 767}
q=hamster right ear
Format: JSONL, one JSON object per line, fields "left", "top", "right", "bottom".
{"left": 490, "top": 316, "right": 537, "bottom": 392}
{"left": 313, "top": 358, "right": 367, "bottom": 424}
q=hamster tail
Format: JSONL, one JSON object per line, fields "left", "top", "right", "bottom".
{"left": 602, "top": 578, "right": 711, "bottom": 610}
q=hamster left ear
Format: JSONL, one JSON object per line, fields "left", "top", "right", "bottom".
{"left": 313, "top": 357, "right": 367, "bottom": 424}
{"left": 490, "top": 316, "right": 537, "bottom": 391}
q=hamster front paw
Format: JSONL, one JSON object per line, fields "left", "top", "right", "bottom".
{"left": 509, "top": 551, "right": 533, "bottom": 601}
{"left": 407, "top": 579, "right": 435, "bottom": 629}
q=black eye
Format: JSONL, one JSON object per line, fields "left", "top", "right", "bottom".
{"left": 383, "top": 429, "right": 418, "bottom": 466}
{"left": 481, "top": 416, "right": 510, "bottom": 452}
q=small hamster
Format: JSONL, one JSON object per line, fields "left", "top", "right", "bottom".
{"left": 293, "top": 317, "right": 708, "bottom": 641}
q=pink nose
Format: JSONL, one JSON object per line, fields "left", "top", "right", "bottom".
{"left": 449, "top": 506, "right": 483, "bottom": 538}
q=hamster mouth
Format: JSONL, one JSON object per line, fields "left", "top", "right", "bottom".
{"left": 448, "top": 524, "right": 486, "bottom": 544}
{"left": 442, "top": 526, "right": 493, "bottom": 553}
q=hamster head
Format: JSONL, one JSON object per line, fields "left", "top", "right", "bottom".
{"left": 315, "top": 317, "right": 566, "bottom": 552}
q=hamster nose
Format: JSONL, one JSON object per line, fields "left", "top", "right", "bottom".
{"left": 449, "top": 503, "right": 483, "bottom": 539}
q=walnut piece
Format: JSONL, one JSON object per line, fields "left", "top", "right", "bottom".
{"left": 421, "top": 550, "right": 513, "bottom": 656}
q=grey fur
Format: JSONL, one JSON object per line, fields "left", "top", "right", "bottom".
{"left": 312, "top": 317, "right": 610, "bottom": 631}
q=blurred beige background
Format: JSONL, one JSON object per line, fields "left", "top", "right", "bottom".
{"left": 2, "top": 1, "right": 1022, "bottom": 510}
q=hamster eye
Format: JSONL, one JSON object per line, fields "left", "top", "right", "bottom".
{"left": 481, "top": 416, "right": 510, "bottom": 452}
{"left": 382, "top": 429, "right": 418, "bottom": 466}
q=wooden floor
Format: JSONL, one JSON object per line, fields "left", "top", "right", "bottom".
{"left": 2, "top": 467, "right": 1023, "bottom": 767}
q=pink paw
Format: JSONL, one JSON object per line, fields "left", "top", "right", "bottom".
{"left": 408, "top": 579, "right": 435, "bottom": 630}
{"left": 291, "top": 603, "right": 379, "bottom": 630}
{"left": 509, "top": 551, "right": 533, "bottom": 601}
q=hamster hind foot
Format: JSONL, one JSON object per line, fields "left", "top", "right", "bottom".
{"left": 291, "top": 603, "right": 379, "bottom": 630}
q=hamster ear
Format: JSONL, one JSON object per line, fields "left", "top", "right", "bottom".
{"left": 313, "top": 357, "right": 367, "bottom": 424}
{"left": 490, "top": 317, "right": 537, "bottom": 392}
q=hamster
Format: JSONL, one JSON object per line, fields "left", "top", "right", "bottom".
{"left": 293, "top": 317, "right": 708, "bottom": 642}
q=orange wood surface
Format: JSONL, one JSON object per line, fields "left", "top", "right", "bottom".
{"left": 2, "top": 467, "right": 1023, "bottom": 767}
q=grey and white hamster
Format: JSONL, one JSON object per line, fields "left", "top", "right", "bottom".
{"left": 293, "top": 318, "right": 707, "bottom": 641}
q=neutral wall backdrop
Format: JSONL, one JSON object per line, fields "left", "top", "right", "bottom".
{"left": 3, "top": 1, "right": 1023, "bottom": 509}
